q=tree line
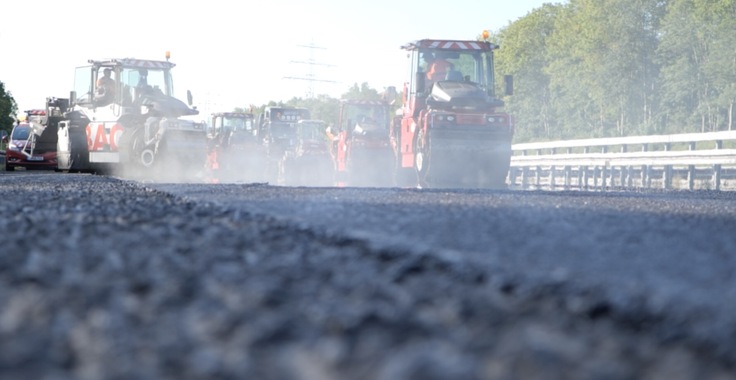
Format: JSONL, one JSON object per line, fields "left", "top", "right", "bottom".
{"left": 495, "top": 0, "right": 736, "bottom": 143}
{"left": 0, "top": 82, "right": 17, "bottom": 141}
{"left": 234, "top": 83, "right": 392, "bottom": 128}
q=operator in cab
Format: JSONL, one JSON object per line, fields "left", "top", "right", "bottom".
{"left": 425, "top": 52, "right": 454, "bottom": 88}
{"left": 95, "top": 68, "right": 116, "bottom": 106}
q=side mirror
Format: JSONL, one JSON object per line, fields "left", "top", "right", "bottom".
{"left": 187, "top": 90, "right": 193, "bottom": 106}
{"left": 383, "top": 86, "right": 397, "bottom": 105}
{"left": 504, "top": 75, "right": 514, "bottom": 96}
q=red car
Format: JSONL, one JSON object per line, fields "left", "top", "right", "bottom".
{"left": 4, "top": 123, "right": 57, "bottom": 171}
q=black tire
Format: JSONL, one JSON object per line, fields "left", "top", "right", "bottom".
{"left": 478, "top": 161, "right": 511, "bottom": 190}
{"left": 392, "top": 130, "right": 415, "bottom": 188}
{"left": 128, "top": 127, "right": 157, "bottom": 171}
{"left": 5, "top": 163, "right": 14, "bottom": 172}
{"left": 69, "top": 128, "right": 90, "bottom": 173}
{"left": 393, "top": 153, "right": 415, "bottom": 188}
{"left": 278, "top": 158, "right": 289, "bottom": 186}
{"left": 345, "top": 152, "right": 355, "bottom": 186}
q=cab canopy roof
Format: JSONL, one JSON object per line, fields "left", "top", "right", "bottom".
{"left": 25, "top": 109, "right": 46, "bottom": 116}
{"left": 212, "top": 112, "right": 254, "bottom": 118}
{"left": 401, "top": 39, "right": 498, "bottom": 51}
{"left": 340, "top": 99, "right": 389, "bottom": 106}
{"left": 87, "top": 58, "right": 176, "bottom": 69}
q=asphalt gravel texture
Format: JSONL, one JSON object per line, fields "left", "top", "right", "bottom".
{"left": 1, "top": 172, "right": 735, "bottom": 379}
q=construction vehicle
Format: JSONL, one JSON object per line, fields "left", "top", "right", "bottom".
{"left": 392, "top": 34, "right": 514, "bottom": 188}
{"left": 279, "top": 119, "right": 333, "bottom": 186}
{"left": 327, "top": 98, "right": 395, "bottom": 187}
{"left": 256, "top": 106, "right": 311, "bottom": 183}
{"left": 54, "top": 52, "right": 206, "bottom": 180}
{"left": 4, "top": 109, "right": 59, "bottom": 171}
{"left": 205, "top": 111, "right": 266, "bottom": 183}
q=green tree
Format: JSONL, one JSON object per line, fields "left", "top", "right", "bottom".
{"left": 496, "top": 3, "right": 563, "bottom": 142}
{"left": 658, "top": 0, "right": 736, "bottom": 132}
{"left": 283, "top": 94, "right": 341, "bottom": 125}
{"left": 545, "top": 0, "right": 664, "bottom": 139}
{"left": 543, "top": 2, "right": 598, "bottom": 139}
{"left": 341, "top": 82, "right": 381, "bottom": 100}
{"left": 0, "top": 81, "right": 18, "bottom": 143}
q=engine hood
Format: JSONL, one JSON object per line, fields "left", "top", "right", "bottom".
{"left": 428, "top": 81, "right": 504, "bottom": 110}
{"left": 140, "top": 90, "right": 199, "bottom": 118}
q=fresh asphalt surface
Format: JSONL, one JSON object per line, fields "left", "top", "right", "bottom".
{"left": 1, "top": 171, "right": 735, "bottom": 379}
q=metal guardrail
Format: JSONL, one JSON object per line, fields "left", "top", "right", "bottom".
{"left": 509, "top": 131, "right": 736, "bottom": 191}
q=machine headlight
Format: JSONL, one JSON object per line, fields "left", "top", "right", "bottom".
{"left": 487, "top": 116, "right": 507, "bottom": 124}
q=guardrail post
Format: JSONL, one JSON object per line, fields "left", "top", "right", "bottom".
{"left": 549, "top": 165, "right": 556, "bottom": 190}
{"left": 601, "top": 146, "right": 609, "bottom": 190}
{"left": 535, "top": 149, "right": 542, "bottom": 189}
{"left": 581, "top": 147, "right": 589, "bottom": 190}
{"left": 578, "top": 167, "right": 585, "bottom": 190}
{"left": 663, "top": 143, "right": 672, "bottom": 190}
{"left": 519, "top": 150, "right": 528, "bottom": 189}
{"left": 564, "top": 148, "right": 572, "bottom": 190}
{"left": 547, "top": 148, "right": 556, "bottom": 190}
{"left": 713, "top": 140, "right": 723, "bottom": 190}
{"left": 521, "top": 167, "right": 528, "bottom": 189}
{"left": 641, "top": 143, "right": 650, "bottom": 188}
{"left": 688, "top": 142, "right": 696, "bottom": 190}
{"left": 509, "top": 167, "right": 518, "bottom": 188}
{"left": 620, "top": 145, "right": 628, "bottom": 189}
{"left": 714, "top": 164, "right": 722, "bottom": 191}
{"left": 593, "top": 166, "right": 600, "bottom": 190}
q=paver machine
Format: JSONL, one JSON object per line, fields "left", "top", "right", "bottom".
{"left": 327, "top": 99, "right": 394, "bottom": 187}
{"left": 54, "top": 52, "right": 207, "bottom": 180}
{"left": 205, "top": 111, "right": 266, "bottom": 183}
{"left": 279, "top": 119, "right": 334, "bottom": 186}
{"left": 256, "top": 106, "right": 311, "bottom": 183}
{"left": 391, "top": 34, "right": 514, "bottom": 188}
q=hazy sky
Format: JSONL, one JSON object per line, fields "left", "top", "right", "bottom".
{"left": 1, "top": 0, "right": 556, "bottom": 117}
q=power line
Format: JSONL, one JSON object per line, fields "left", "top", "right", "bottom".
{"left": 283, "top": 41, "right": 336, "bottom": 98}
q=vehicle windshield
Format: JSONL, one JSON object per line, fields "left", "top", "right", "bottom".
{"left": 298, "top": 122, "right": 326, "bottom": 140}
{"left": 11, "top": 125, "right": 31, "bottom": 140}
{"left": 419, "top": 49, "right": 493, "bottom": 89}
{"left": 73, "top": 64, "right": 174, "bottom": 105}
{"left": 267, "top": 108, "right": 310, "bottom": 139}
{"left": 344, "top": 104, "right": 388, "bottom": 131}
{"left": 120, "top": 67, "right": 171, "bottom": 95}
{"left": 270, "top": 122, "right": 297, "bottom": 139}
{"left": 224, "top": 116, "right": 254, "bottom": 132}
